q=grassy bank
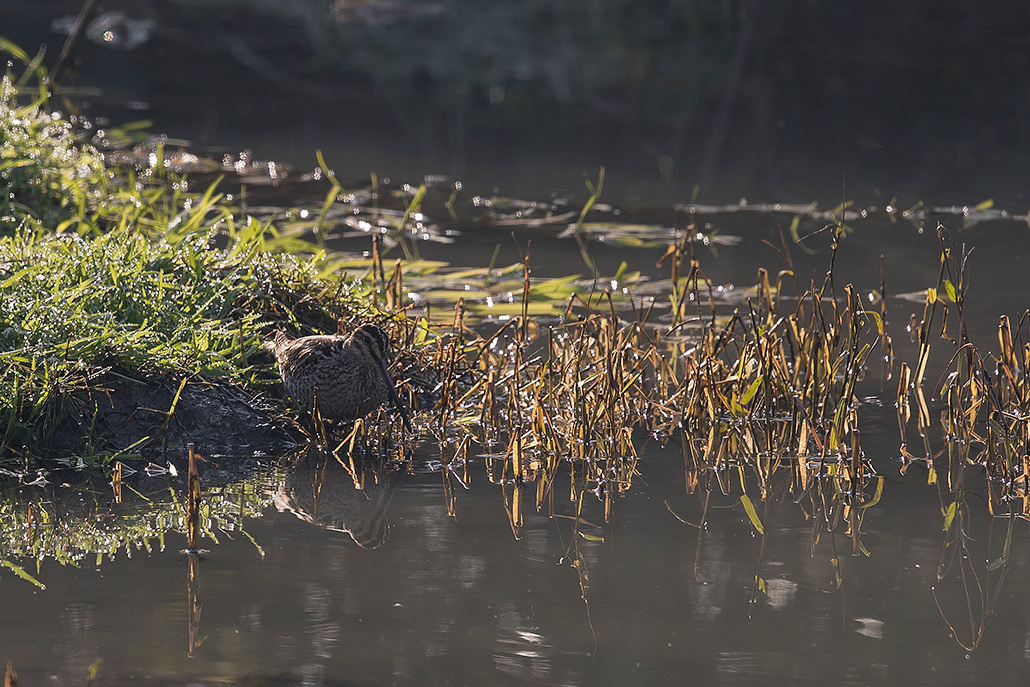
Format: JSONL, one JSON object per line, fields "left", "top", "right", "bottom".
{"left": 0, "top": 50, "right": 382, "bottom": 462}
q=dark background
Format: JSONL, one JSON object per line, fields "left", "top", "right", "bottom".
{"left": 5, "top": 0, "right": 1030, "bottom": 205}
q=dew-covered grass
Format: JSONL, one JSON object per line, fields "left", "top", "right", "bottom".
{"left": 0, "top": 47, "right": 108, "bottom": 231}
{"left": 0, "top": 49, "right": 380, "bottom": 461}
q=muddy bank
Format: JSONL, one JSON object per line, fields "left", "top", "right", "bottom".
{"left": 47, "top": 373, "right": 302, "bottom": 465}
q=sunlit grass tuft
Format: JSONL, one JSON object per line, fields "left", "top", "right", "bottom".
{"left": 0, "top": 76, "right": 109, "bottom": 231}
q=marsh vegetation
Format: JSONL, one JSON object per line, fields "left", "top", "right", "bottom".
{"left": 3, "top": 32, "right": 1030, "bottom": 685}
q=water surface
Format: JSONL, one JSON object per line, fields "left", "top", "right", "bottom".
{"left": 4, "top": 427, "right": 1030, "bottom": 686}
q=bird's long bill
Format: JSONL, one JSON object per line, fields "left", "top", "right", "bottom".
{"left": 375, "top": 357, "right": 413, "bottom": 432}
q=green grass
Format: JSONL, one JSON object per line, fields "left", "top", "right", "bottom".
{"left": 0, "top": 61, "right": 109, "bottom": 231}
{"left": 0, "top": 49, "right": 384, "bottom": 461}
{"left": 0, "top": 211, "right": 345, "bottom": 457}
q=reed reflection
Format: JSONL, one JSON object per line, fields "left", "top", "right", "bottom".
{"left": 186, "top": 552, "right": 202, "bottom": 657}
{"left": 184, "top": 443, "right": 205, "bottom": 657}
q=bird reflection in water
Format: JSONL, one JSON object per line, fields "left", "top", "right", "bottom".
{"left": 273, "top": 444, "right": 402, "bottom": 549}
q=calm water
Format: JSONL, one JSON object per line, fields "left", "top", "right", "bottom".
{"left": 4, "top": 2, "right": 1030, "bottom": 685}
{"left": 5, "top": 429, "right": 1030, "bottom": 686}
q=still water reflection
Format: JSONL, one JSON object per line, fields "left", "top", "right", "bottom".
{"left": 3, "top": 424, "right": 1030, "bottom": 686}
{"left": 273, "top": 446, "right": 401, "bottom": 550}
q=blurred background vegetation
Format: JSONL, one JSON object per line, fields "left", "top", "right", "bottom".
{"left": 6, "top": 0, "right": 1028, "bottom": 203}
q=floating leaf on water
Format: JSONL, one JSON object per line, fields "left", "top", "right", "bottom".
{"left": 529, "top": 275, "right": 582, "bottom": 299}
{"left": 443, "top": 265, "right": 520, "bottom": 281}
{"left": 419, "top": 288, "right": 493, "bottom": 301}
{"left": 462, "top": 301, "right": 560, "bottom": 316}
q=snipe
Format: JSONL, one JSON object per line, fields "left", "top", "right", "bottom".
{"left": 264, "top": 324, "right": 412, "bottom": 430}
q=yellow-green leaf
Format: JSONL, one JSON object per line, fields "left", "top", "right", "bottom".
{"left": 860, "top": 476, "right": 884, "bottom": 510}
{"left": 944, "top": 280, "right": 957, "bottom": 303}
{"left": 942, "top": 501, "right": 957, "bottom": 531}
{"left": 740, "top": 494, "right": 765, "bottom": 535}
{"left": 740, "top": 375, "right": 764, "bottom": 406}
{"left": 2, "top": 559, "right": 46, "bottom": 589}
{"left": 864, "top": 309, "right": 885, "bottom": 336}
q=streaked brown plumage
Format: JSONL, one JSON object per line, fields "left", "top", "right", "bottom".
{"left": 264, "top": 324, "right": 411, "bottom": 429}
